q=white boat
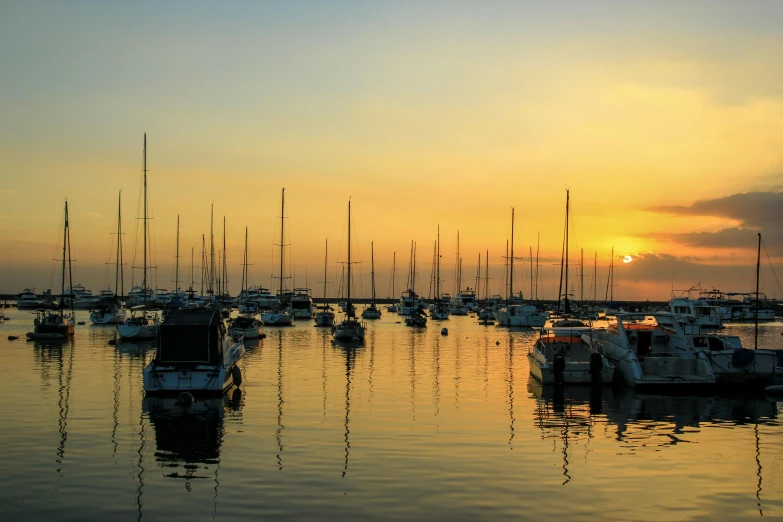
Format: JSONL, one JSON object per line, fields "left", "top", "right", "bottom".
{"left": 63, "top": 284, "right": 101, "bottom": 309}
{"left": 669, "top": 290, "right": 723, "bottom": 329}
{"left": 431, "top": 295, "right": 451, "bottom": 320}
{"left": 90, "top": 300, "right": 127, "bottom": 324}
{"left": 153, "top": 288, "right": 172, "bottom": 307}
{"left": 332, "top": 200, "right": 366, "bottom": 341}
{"left": 398, "top": 289, "right": 423, "bottom": 316}
{"left": 689, "top": 332, "right": 777, "bottom": 386}
{"left": 263, "top": 189, "right": 294, "bottom": 326}
{"left": 117, "top": 307, "right": 160, "bottom": 340}
{"left": 584, "top": 313, "right": 715, "bottom": 389}
{"left": 126, "top": 285, "right": 154, "bottom": 307}
{"left": 228, "top": 314, "right": 263, "bottom": 340}
{"left": 528, "top": 317, "right": 614, "bottom": 386}
{"left": 494, "top": 303, "right": 547, "bottom": 327}
{"left": 453, "top": 288, "right": 477, "bottom": 313}
{"left": 27, "top": 201, "right": 76, "bottom": 339}
{"left": 143, "top": 308, "right": 246, "bottom": 394}
{"left": 16, "top": 289, "right": 41, "bottom": 309}
{"left": 362, "top": 242, "right": 382, "bottom": 320}
{"left": 251, "top": 287, "right": 278, "bottom": 310}
{"left": 290, "top": 288, "right": 314, "bottom": 319}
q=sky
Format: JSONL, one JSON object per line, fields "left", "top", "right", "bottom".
{"left": 1, "top": 0, "right": 782, "bottom": 301}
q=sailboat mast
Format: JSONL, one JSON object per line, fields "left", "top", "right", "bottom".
{"left": 175, "top": 215, "right": 180, "bottom": 294}
{"left": 755, "top": 233, "right": 761, "bottom": 349}
{"left": 209, "top": 204, "right": 215, "bottom": 296}
{"left": 347, "top": 200, "right": 352, "bottom": 311}
{"left": 412, "top": 242, "right": 417, "bottom": 293}
{"left": 66, "top": 201, "right": 73, "bottom": 313}
{"left": 529, "top": 246, "right": 533, "bottom": 300}
{"left": 580, "top": 248, "right": 584, "bottom": 303}
{"left": 485, "top": 250, "right": 489, "bottom": 301}
{"left": 223, "top": 216, "right": 227, "bottom": 297}
{"left": 371, "top": 241, "right": 376, "bottom": 302}
{"left": 436, "top": 225, "right": 440, "bottom": 298}
{"left": 476, "top": 253, "right": 481, "bottom": 302}
{"left": 323, "top": 239, "right": 328, "bottom": 302}
{"left": 535, "top": 232, "right": 540, "bottom": 301}
{"left": 280, "top": 188, "right": 285, "bottom": 295}
{"left": 190, "top": 247, "right": 195, "bottom": 291}
{"left": 510, "top": 207, "right": 515, "bottom": 302}
{"left": 116, "top": 191, "right": 123, "bottom": 297}
{"left": 243, "top": 227, "right": 249, "bottom": 299}
{"left": 61, "top": 200, "right": 68, "bottom": 309}
{"left": 565, "top": 190, "right": 570, "bottom": 312}
{"left": 392, "top": 251, "right": 396, "bottom": 298}
{"left": 593, "top": 251, "right": 597, "bottom": 302}
{"left": 142, "top": 133, "right": 148, "bottom": 296}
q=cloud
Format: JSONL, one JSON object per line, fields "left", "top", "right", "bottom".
{"left": 647, "top": 191, "right": 783, "bottom": 253}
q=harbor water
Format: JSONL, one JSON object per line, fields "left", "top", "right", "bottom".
{"left": 1, "top": 308, "right": 782, "bottom": 520}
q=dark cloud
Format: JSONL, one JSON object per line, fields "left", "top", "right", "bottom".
{"left": 647, "top": 191, "right": 783, "bottom": 254}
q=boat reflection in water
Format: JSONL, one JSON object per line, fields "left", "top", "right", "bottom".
{"left": 143, "top": 390, "right": 242, "bottom": 486}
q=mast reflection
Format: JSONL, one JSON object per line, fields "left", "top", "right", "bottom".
{"left": 333, "top": 339, "right": 361, "bottom": 479}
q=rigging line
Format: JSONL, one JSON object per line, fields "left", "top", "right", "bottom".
{"left": 760, "top": 238, "right": 783, "bottom": 297}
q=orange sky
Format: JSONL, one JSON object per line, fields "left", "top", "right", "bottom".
{"left": 1, "top": 1, "right": 782, "bottom": 300}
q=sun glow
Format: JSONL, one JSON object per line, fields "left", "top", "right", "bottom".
{"left": 623, "top": 255, "right": 633, "bottom": 264}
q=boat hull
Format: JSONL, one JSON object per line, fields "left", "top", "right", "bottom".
{"left": 707, "top": 350, "right": 777, "bottom": 386}
{"left": 262, "top": 312, "right": 293, "bottom": 326}
{"left": 90, "top": 309, "right": 127, "bottom": 325}
{"left": 117, "top": 323, "right": 159, "bottom": 340}
{"left": 527, "top": 352, "right": 614, "bottom": 385}
{"left": 143, "top": 342, "right": 245, "bottom": 394}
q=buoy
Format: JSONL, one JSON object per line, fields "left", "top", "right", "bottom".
{"left": 107, "top": 338, "right": 116, "bottom": 346}
{"left": 260, "top": 333, "right": 267, "bottom": 339}
{"left": 232, "top": 365, "right": 242, "bottom": 387}
{"left": 441, "top": 328, "right": 448, "bottom": 336}
{"left": 8, "top": 335, "right": 18, "bottom": 341}
{"left": 496, "top": 340, "right": 500, "bottom": 346}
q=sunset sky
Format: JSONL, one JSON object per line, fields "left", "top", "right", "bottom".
{"left": 1, "top": 0, "right": 782, "bottom": 301}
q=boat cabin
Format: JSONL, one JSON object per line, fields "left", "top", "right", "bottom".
{"left": 156, "top": 309, "right": 226, "bottom": 366}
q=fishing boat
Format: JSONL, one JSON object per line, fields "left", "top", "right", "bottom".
{"left": 494, "top": 207, "right": 547, "bottom": 327}
{"left": 585, "top": 313, "right": 715, "bottom": 389}
{"left": 27, "top": 200, "right": 76, "bottom": 340}
{"left": 117, "top": 134, "right": 161, "bottom": 338}
{"left": 528, "top": 317, "right": 614, "bottom": 386}
{"left": 332, "top": 200, "right": 366, "bottom": 341}
{"left": 142, "top": 308, "right": 246, "bottom": 394}
{"left": 361, "top": 242, "right": 382, "bottom": 319}
{"left": 314, "top": 239, "right": 335, "bottom": 327}
{"left": 263, "top": 188, "right": 294, "bottom": 326}
{"left": 91, "top": 192, "right": 128, "bottom": 325}
{"left": 229, "top": 227, "right": 263, "bottom": 340}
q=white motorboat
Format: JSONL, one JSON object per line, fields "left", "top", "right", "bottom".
{"left": 332, "top": 200, "right": 366, "bottom": 342}
{"left": 689, "top": 332, "right": 777, "bottom": 387}
{"left": 289, "top": 288, "right": 314, "bottom": 319}
{"left": 494, "top": 303, "right": 547, "bottom": 327}
{"left": 453, "top": 288, "right": 477, "bottom": 313}
{"left": 153, "top": 288, "right": 172, "bottom": 307}
{"left": 251, "top": 287, "right": 278, "bottom": 310}
{"left": 669, "top": 291, "right": 723, "bottom": 329}
{"left": 528, "top": 317, "right": 614, "bottom": 386}
{"left": 126, "top": 285, "right": 154, "bottom": 307}
{"left": 228, "top": 314, "right": 263, "bottom": 340}
{"left": 62, "top": 284, "right": 101, "bottom": 309}
{"left": 584, "top": 313, "right": 715, "bottom": 389}
{"left": 117, "top": 307, "right": 160, "bottom": 340}
{"left": 90, "top": 299, "right": 127, "bottom": 325}
{"left": 16, "top": 289, "right": 41, "bottom": 309}
{"left": 143, "top": 308, "right": 246, "bottom": 394}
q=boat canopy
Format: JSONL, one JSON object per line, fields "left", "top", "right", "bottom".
{"left": 157, "top": 309, "right": 224, "bottom": 364}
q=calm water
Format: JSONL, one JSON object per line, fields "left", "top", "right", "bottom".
{"left": 1, "top": 308, "right": 783, "bottom": 521}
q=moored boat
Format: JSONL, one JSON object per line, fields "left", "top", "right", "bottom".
{"left": 332, "top": 200, "right": 366, "bottom": 342}
{"left": 143, "top": 308, "right": 246, "bottom": 394}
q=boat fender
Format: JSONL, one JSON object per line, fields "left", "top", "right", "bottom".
{"left": 553, "top": 354, "right": 566, "bottom": 387}
{"left": 176, "top": 392, "right": 195, "bottom": 408}
{"left": 441, "top": 328, "right": 448, "bottom": 336}
{"left": 232, "top": 365, "right": 242, "bottom": 387}
{"left": 589, "top": 352, "right": 603, "bottom": 387}
{"left": 260, "top": 333, "right": 266, "bottom": 339}
{"left": 732, "top": 348, "right": 755, "bottom": 368}
{"left": 7, "top": 335, "right": 18, "bottom": 341}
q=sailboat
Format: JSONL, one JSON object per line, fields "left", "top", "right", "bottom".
{"left": 314, "top": 239, "right": 335, "bottom": 327}
{"left": 332, "top": 200, "right": 366, "bottom": 341}
{"left": 90, "top": 191, "right": 128, "bottom": 325}
{"left": 494, "top": 207, "right": 547, "bottom": 327}
{"left": 431, "top": 225, "right": 451, "bottom": 320}
{"left": 361, "top": 242, "right": 382, "bottom": 319}
{"left": 27, "top": 200, "right": 76, "bottom": 339}
{"left": 404, "top": 242, "right": 427, "bottom": 327}
{"left": 262, "top": 188, "right": 294, "bottom": 326}
{"left": 117, "top": 133, "right": 161, "bottom": 340}
{"left": 386, "top": 252, "right": 398, "bottom": 313}
{"left": 229, "top": 227, "right": 263, "bottom": 339}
